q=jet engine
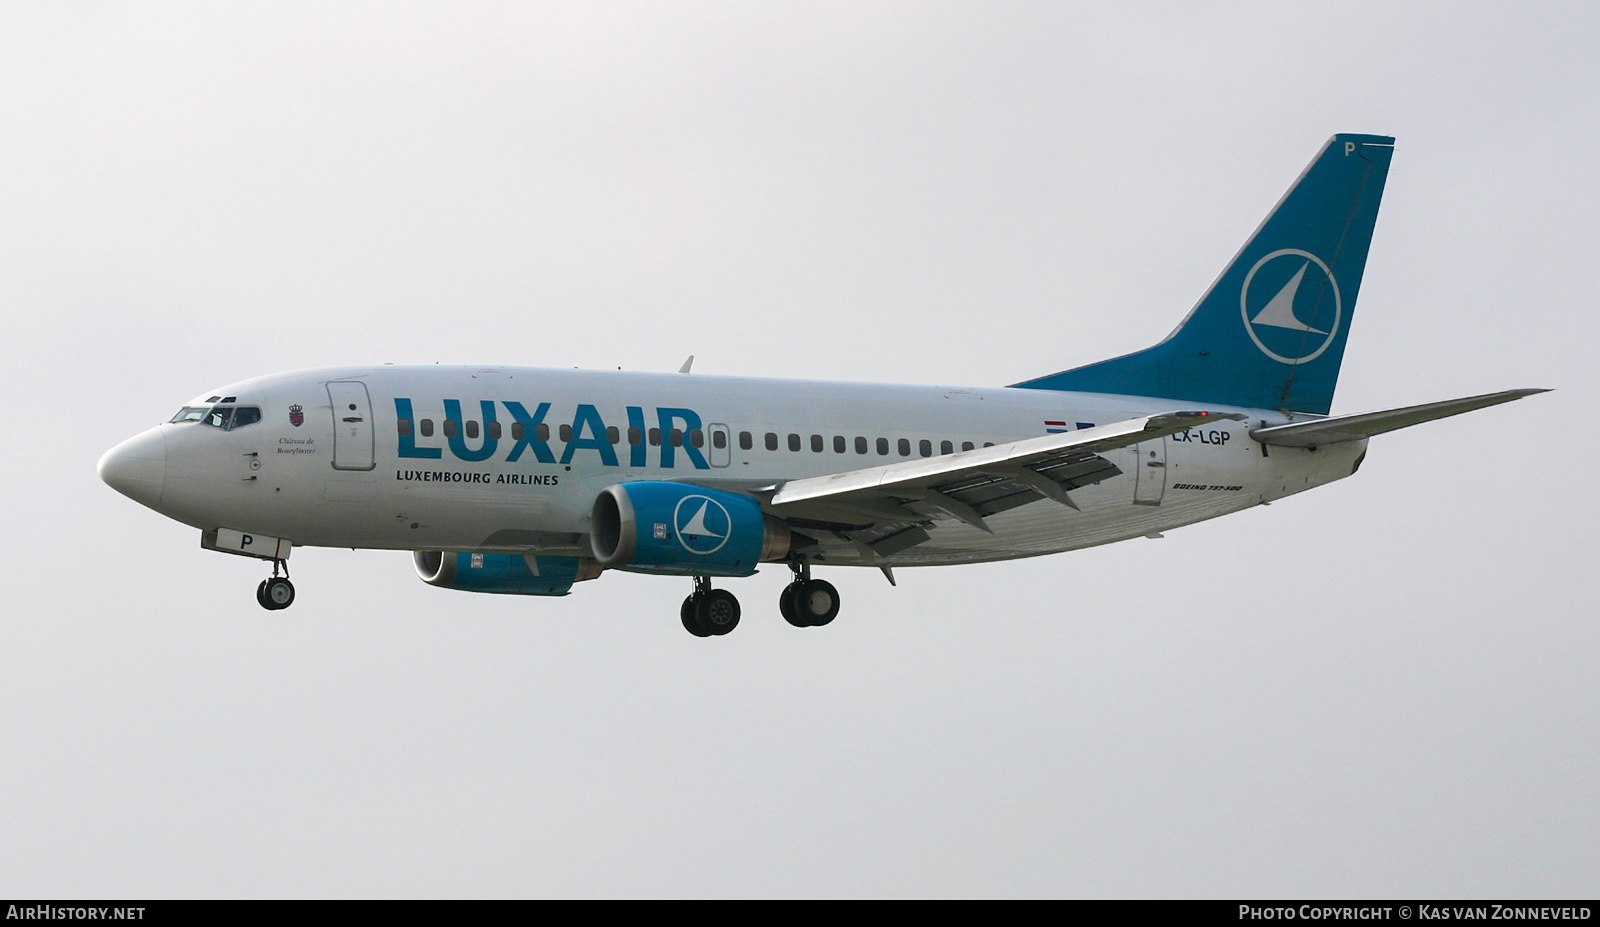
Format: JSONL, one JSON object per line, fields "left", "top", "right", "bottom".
{"left": 590, "top": 482, "right": 789, "bottom": 576}
{"left": 414, "top": 550, "right": 602, "bottom": 596}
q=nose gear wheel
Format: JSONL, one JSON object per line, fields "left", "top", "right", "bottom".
{"left": 256, "top": 560, "right": 295, "bottom": 610}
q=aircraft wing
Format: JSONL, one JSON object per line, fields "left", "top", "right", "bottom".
{"left": 751, "top": 411, "right": 1243, "bottom": 553}
{"left": 1249, "top": 389, "right": 1548, "bottom": 448}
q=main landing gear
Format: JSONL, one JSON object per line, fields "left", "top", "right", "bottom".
{"left": 681, "top": 575, "right": 740, "bottom": 637}
{"left": 255, "top": 560, "right": 295, "bottom": 611}
{"left": 779, "top": 560, "right": 839, "bottom": 628}
{"left": 679, "top": 562, "right": 842, "bottom": 637}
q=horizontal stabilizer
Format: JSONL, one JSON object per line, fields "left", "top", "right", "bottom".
{"left": 1249, "top": 389, "right": 1548, "bottom": 447}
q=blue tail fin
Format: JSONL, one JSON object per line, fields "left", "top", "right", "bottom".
{"left": 1014, "top": 134, "right": 1394, "bottom": 415}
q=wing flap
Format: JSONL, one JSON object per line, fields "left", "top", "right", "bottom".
{"left": 1250, "top": 389, "right": 1548, "bottom": 447}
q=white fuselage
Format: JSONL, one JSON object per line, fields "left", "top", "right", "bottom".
{"left": 103, "top": 365, "right": 1366, "bottom": 569}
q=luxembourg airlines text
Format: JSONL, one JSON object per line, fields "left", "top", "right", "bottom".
{"left": 395, "top": 470, "right": 559, "bottom": 485}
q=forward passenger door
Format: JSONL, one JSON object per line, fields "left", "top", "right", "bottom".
{"left": 327, "top": 381, "right": 375, "bottom": 471}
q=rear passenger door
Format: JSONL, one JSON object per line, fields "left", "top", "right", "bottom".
{"left": 1132, "top": 436, "right": 1166, "bottom": 505}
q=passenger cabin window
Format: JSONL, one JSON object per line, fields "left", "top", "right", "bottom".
{"left": 510, "top": 422, "right": 550, "bottom": 441}
{"left": 765, "top": 432, "right": 778, "bottom": 451}
{"left": 897, "top": 438, "right": 911, "bottom": 456}
{"left": 421, "top": 419, "right": 434, "bottom": 437}
{"left": 714, "top": 430, "right": 728, "bottom": 449}
{"left": 488, "top": 422, "right": 502, "bottom": 439}
{"left": 833, "top": 436, "right": 846, "bottom": 453}
{"left": 442, "top": 419, "right": 458, "bottom": 438}
{"left": 810, "top": 434, "right": 823, "bottom": 453}
{"left": 397, "top": 418, "right": 413, "bottom": 437}
{"left": 739, "top": 431, "right": 752, "bottom": 450}
{"left": 787, "top": 434, "right": 801, "bottom": 452}
{"left": 962, "top": 441, "right": 974, "bottom": 452}
{"left": 855, "top": 437, "right": 867, "bottom": 454}
{"left": 919, "top": 439, "right": 932, "bottom": 457}
{"left": 941, "top": 440, "right": 953, "bottom": 455}
{"left": 465, "top": 421, "right": 480, "bottom": 440}
{"left": 607, "top": 426, "right": 620, "bottom": 445}
{"left": 876, "top": 437, "right": 889, "bottom": 456}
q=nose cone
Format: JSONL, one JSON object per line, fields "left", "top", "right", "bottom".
{"left": 98, "top": 428, "right": 167, "bottom": 509}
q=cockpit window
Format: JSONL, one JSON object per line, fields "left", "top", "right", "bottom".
{"left": 170, "top": 405, "right": 262, "bottom": 430}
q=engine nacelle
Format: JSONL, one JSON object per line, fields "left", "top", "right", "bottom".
{"left": 414, "top": 550, "right": 603, "bottom": 596}
{"left": 590, "top": 482, "right": 790, "bottom": 576}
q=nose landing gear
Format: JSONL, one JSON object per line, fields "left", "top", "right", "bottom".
{"left": 255, "top": 560, "right": 295, "bottom": 610}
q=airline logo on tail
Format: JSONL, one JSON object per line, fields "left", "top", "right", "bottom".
{"left": 1241, "top": 248, "right": 1343, "bottom": 364}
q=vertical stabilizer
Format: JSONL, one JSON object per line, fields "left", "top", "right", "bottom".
{"left": 1014, "top": 134, "right": 1395, "bottom": 415}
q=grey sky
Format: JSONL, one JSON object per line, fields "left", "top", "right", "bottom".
{"left": 1, "top": 2, "right": 1595, "bottom": 897}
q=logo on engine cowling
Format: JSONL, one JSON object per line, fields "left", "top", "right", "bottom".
{"left": 673, "top": 495, "right": 731, "bottom": 555}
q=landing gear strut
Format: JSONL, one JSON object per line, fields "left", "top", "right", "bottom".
{"left": 256, "top": 559, "right": 295, "bottom": 611}
{"left": 779, "top": 560, "right": 839, "bottom": 628}
{"left": 681, "top": 576, "right": 740, "bottom": 637}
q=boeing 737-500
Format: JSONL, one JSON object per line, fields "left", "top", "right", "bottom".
{"left": 98, "top": 134, "right": 1545, "bottom": 636}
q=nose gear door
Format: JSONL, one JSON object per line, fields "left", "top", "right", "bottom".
{"left": 327, "top": 381, "right": 376, "bottom": 471}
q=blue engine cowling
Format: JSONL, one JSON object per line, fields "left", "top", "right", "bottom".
{"left": 590, "top": 482, "right": 790, "bottom": 576}
{"left": 414, "top": 551, "right": 603, "bottom": 596}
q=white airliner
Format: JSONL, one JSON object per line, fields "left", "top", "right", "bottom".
{"left": 98, "top": 134, "right": 1544, "bottom": 636}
